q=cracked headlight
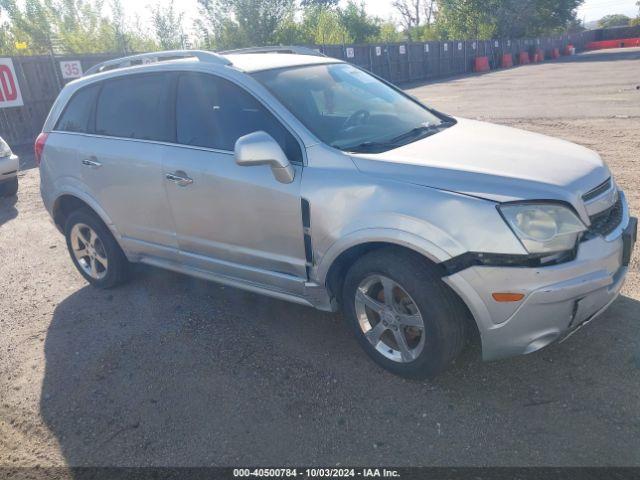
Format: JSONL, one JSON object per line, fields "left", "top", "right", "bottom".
{"left": 0, "top": 137, "right": 12, "bottom": 158}
{"left": 498, "top": 203, "right": 586, "bottom": 254}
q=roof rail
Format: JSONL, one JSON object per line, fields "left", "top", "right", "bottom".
{"left": 219, "top": 46, "right": 325, "bottom": 57}
{"left": 84, "top": 50, "right": 232, "bottom": 76}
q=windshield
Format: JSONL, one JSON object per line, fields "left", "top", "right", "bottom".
{"left": 252, "top": 63, "right": 452, "bottom": 153}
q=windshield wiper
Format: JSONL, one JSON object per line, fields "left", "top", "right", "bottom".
{"left": 336, "top": 121, "right": 456, "bottom": 153}
{"left": 335, "top": 140, "right": 397, "bottom": 153}
{"left": 386, "top": 121, "right": 454, "bottom": 145}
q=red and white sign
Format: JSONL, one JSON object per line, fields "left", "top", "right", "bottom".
{"left": 0, "top": 58, "right": 24, "bottom": 108}
{"left": 60, "top": 60, "right": 83, "bottom": 79}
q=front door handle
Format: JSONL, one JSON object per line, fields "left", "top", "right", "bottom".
{"left": 81, "top": 157, "right": 102, "bottom": 168}
{"left": 165, "top": 171, "right": 193, "bottom": 187}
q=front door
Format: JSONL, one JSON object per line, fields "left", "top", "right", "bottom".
{"left": 162, "top": 72, "right": 307, "bottom": 294}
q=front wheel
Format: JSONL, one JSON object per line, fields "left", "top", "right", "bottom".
{"left": 64, "top": 209, "right": 130, "bottom": 288}
{"left": 342, "top": 248, "right": 469, "bottom": 379}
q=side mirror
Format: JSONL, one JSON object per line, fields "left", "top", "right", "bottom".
{"left": 234, "top": 131, "right": 295, "bottom": 184}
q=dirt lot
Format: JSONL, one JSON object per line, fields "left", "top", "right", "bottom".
{"left": 1, "top": 48, "right": 639, "bottom": 468}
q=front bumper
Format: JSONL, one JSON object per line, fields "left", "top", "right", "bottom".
{"left": 445, "top": 196, "right": 636, "bottom": 361}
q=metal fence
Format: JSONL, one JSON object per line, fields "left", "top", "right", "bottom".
{"left": 0, "top": 53, "right": 119, "bottom": 147}
{"left": 318, "top": 31, "right": 591, "bottom": 84}
{"left": 592, "top": 25, "right": 640, "bottom": 41}
{"left": 0, "top": 29, "right": 612, "bottom": 147}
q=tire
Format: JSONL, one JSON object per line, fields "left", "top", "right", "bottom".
{"left": 1, "top": 177, "right": 18, "bottom": 197}
{"left": 342, "top": 247, "right": 468, "bottom": 379}
{"left": 64, "top": 208, "right": 130, "bottom": 288}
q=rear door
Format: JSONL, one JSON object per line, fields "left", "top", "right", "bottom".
{"left": 64, "top": 73, "right": 178, "bottom": 260}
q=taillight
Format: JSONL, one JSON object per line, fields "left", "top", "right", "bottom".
{"left": 35, "top": 132, "right": 48, "bottom": 166}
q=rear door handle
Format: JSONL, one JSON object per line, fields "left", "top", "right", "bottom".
{"left": 81, "top": 157, "right": 102, "bottom": 168}
{"left": 165, "top": 171, "right": 193, "bottom": 187}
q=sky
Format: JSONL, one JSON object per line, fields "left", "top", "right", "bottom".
{"left": 102, "top": 0, "right": 640, "bottom": 35}
{"left": 576, "top": 0, "right": 639, "bottom": 21}
{"left": 2, "top": 0, "right": 637, "bottom": 30}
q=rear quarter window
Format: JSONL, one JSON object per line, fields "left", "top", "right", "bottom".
{"left": 55, "top": 84, "right": 100, "bottom": 133}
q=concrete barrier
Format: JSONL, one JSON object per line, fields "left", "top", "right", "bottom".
{"left": 533, "top": 49, "right": 545, "bottom": 62}
{"left": 501, "top": 53, "right": 514, "bottom": 68}
{"left": 474, "top": 56, "right": 490, "bottom": 72}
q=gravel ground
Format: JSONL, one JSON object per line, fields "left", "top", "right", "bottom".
{"left": 0, "top": 48, "right": 639, "bottom": 469}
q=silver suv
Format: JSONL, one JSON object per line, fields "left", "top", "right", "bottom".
{"left": 39, "top": 49, "right": 637, "bottom": 378}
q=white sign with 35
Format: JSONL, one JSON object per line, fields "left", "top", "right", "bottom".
{"left": 60, "top": 60, "right": 83, "bottom": 79}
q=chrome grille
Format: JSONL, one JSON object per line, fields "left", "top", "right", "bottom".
{"left": 585, "top": 196, "right": 623, "bottom": 238}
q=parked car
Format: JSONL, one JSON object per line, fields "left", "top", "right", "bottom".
{"left": 38, "top": 49, "right": 637, "bottom": 378}
{"left": 0, "top": 136, "right": 19, "bottom": 197}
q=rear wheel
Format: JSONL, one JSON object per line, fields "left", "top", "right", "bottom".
{"left": 64, "top": 209, "right": 130, "bottom": 288}
{"left": 342, "top": 247, "right": 468, "bottom": 379}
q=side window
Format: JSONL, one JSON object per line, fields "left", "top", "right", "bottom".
{"left": 95, "top": 74, "right": 172, "bottom": 142}
{"left": 176, "top": 74, "right": 220, "bottom": 149}
{"left": 176, "top": 73, "right": 302, "bottom": 163}
{"left": 55, "top": 84, "right": 100, "bottom": 133}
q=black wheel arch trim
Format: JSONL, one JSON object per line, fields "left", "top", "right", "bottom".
{"left": 439, "top": 248, "right": 578, "bottom": 276}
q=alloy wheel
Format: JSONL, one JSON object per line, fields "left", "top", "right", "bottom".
{"left": 354, "top": 274, "right": 426, "bottom": 363}
{"left": 70, "top": 223, "right": 108, "bottom": 280}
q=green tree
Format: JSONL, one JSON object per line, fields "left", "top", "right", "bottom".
{"left": 339, "top": 1, "right": 380, "bottom": 43}
{"left": 301, "top": 5, "right": 352, "bottom": 44}
{"left": 436, "top": 0, "right": 496, "bottom": 39}
{"left": 436, "top": 0, "right": 584, "bottom": 40}
{"left": 597, "top": 14, "right": 631, "bottom": 28}
{"left": 0, "top": 0, "right": 158, "bottom": 55}
{"left": 632, "top": 1, "right": 640, "bottom": 25}
{"left": 0, "top": 0, "right": 57, "bottom": 54}
{"left": 520, "top": 0, "right": 584, "bottom": 36}
{"left": 233, "top": 0, "right": 294, "bottom": 45}
{"left": 273, "top": 13, "right": 307, "bottom": 45}
{"left": 56, "top": 0, "right": 120, "bottom": 54}
{"left": 412, "top": 23, "right": 440, "bottom": 41}
{"left": 196, "top": 0, "right": 294, "bottom": 49}
{"left": 376, "top": 21, "right": 403, "bottom": 42}
{"left": 195, "top": 0, "right": 229, "bottom": 49}
{"left": 111, "top": 0, "right": 130, "bottom": 53}
{"left": 565, "top": 17, "right": 585, "bottom": 34}
{"left": 151, "top": 0, "right": 185, "bottom": 50}
{"left": 391, "top": 0, "right": 419, "bottom": 39}
{"left": 0, "top": 20, "right": 18, "bottom": 55}
{"left": 300, "top": 0, "right": 338, "bottom": 6}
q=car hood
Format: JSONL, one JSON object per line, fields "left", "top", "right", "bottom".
{"left": 350, "top": 118, "right": 610, "bottom": 218}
